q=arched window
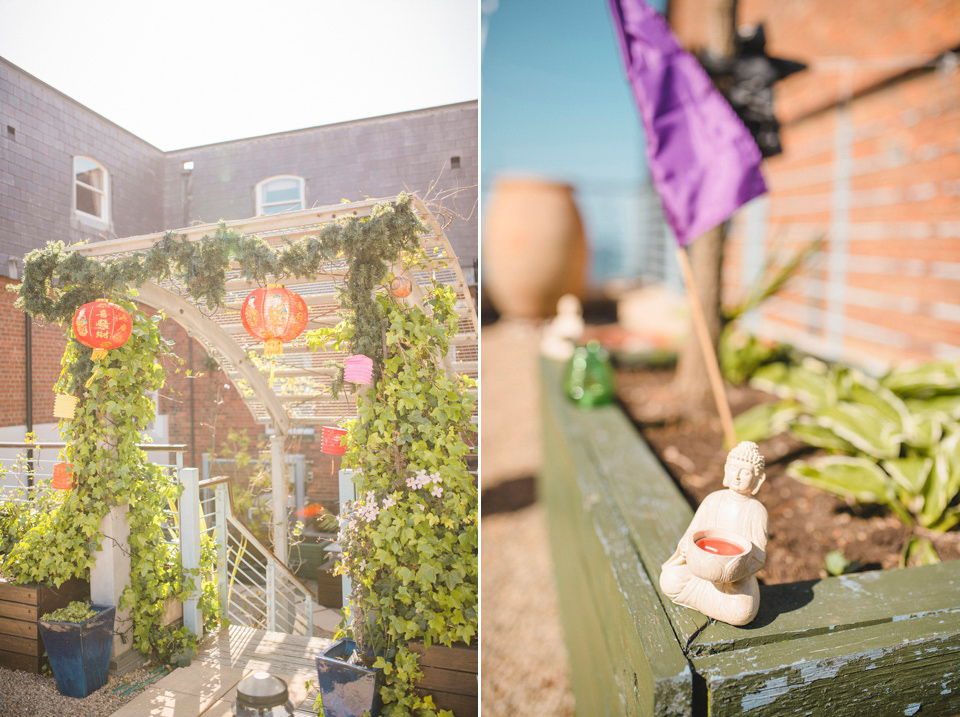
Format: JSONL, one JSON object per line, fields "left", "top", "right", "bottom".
{"left": 74, "top": 156, "right": 110, "bottom": 224}
{"left": 256, "top": 175, "right": 305, "bottom": 215}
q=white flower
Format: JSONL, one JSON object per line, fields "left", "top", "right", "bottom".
{"left": 431, "top": 485, "right": 443, "bottom": 498}
{"left": 382, "top": 495, "right": 396, "bottom": 509}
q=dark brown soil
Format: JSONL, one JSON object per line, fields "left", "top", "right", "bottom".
{"left": 616, "top": 366, "right": 960, "bottom": 584}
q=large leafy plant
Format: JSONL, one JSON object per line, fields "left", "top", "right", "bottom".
{"left": 735, "top": 359, "right": 960, "bottom": 563}
{"left": 2, "top": 301, "right": 220, "bottom": 660}
{"left": 308, "top": 283, "right": 478, "bottom": 717}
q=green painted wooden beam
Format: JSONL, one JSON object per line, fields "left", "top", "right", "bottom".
{"left": 577, "top": 398, "right": 712, "bottom": 644}
{"left": 541, "top": 358, "right": 693, "bottom": 716}
{"left": 691, "top": 561, "right": 960, "bottom": 656}
{"left": 695, "top": 611, "right": 960, "bottom": 715}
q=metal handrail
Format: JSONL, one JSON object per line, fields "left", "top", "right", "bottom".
{"left": 0, "top": 442, "right": 187, "bottom": 452}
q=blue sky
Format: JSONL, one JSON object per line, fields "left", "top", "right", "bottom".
{"left": 481, "top": 0, "right": 668, "bottom": 280}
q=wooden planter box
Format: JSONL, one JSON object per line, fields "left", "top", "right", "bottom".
{"left": 0, "top": 577, "right": 89, "bottom": 673}
{"left": 411, "top": 642, "right": 477, "bottom": 717}
{"left": 540, "top": 359, "right": 960, "bottom": 716}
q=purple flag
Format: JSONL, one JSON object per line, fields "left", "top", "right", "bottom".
{"left": 609, "top": 0, "right": 767, "bottom": 245}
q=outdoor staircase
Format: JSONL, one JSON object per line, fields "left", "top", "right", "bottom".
{"left": 194, "top": 477, "right": 316, "bottom": 636}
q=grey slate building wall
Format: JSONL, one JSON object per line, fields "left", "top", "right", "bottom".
{"left": 1, "top": 58, "right": 165, "bottom": 277}
{"left": 1, "top": 55, "right": 477, "bottom": 280}
{"left": 162, "top": 102, "right": 478, "bottom": 276}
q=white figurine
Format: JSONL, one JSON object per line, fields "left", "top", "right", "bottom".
{"left": 660, "top": 441, "right": 768, "bottom": 626}
{"left": 540, "top": 294, "right": 585, "bottom": 361}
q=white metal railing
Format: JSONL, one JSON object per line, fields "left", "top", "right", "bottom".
{"left": 0, "top": 441, "right": 183, "bottom": 504}
{"left": 186, "top": 477, "right": 314, "bottom": 636}
{"left": 0, "top": 443, "right": 314, "bottom": 638}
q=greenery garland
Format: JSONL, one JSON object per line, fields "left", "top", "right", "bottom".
{"left": 14, "top": 195, "right": 426, "bottom": 392}
{"left": 6, "top": 195, "right": 427, "bottom": 662}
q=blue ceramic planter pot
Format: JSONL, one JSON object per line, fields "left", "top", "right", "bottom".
{"left": 38, "top": 604, "right": 115, "bottom": 698}
{"left": 315, "top": 639, "right": 383, "bottom": 717}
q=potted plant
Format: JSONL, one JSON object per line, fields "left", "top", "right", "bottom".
{"left": 38, "top": 600, "right": 115, "bottom": 698}
{"left": 309, "top": 280, "right": 478, "bottom": 716}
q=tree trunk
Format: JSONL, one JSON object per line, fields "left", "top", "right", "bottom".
{"left": 672, "top": 0, "right": 738, "bottom": 402}
{"left": 673, "top": 225, "right": 726, "bottom": 401}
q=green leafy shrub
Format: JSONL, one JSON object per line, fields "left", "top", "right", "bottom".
{"left": 735, "top": 359, "right": 960, "bottom": 563}
{"left": 42, "top": 600, "right": 97, "bottom": 623}
{"left": 308, "top": 283, "right": 478, "bottom": 717}
{"left": 2, "top": 302, "right": 219, "bottom": 661}
{"left": 719, "top": 327, "right": 793, "bottom": 386}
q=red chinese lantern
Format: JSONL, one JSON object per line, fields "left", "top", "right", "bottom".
{"left": 321, "top": 426, "right": 347, "bottom": 455}
{"left": 52, "top": 462, "right": 73, "bottom": 490}
{"left": 241, "top": 285, "right": 308, "bottom": 358}
{"left": 390, "top": 276, "right": 413, "bottom": 298}
{"left": 321, "top": 425, "right": 347, "bottom": 475}
{"left": 72, "top": 299, "right": 132, "bottom": 360}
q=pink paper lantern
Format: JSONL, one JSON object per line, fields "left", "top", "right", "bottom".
{"left": 344, "top": 354, "right": 374, "bottom": 385}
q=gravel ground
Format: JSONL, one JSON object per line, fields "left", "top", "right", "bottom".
{"left": 481, "top": 321, "right": 575, "bottom": 716}
{"left": 0, "top": 665, "right": 162, "bottom": 717}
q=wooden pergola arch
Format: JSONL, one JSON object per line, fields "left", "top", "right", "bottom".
{"left": 67, "top": 195, "right": 478, "bottom": 561}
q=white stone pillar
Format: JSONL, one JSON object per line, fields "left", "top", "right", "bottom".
{"left": 338, "top": 469, "right": 355, "bottom": 607}
{"left": 90, "top": 504, "right": 137, "bottom": 672}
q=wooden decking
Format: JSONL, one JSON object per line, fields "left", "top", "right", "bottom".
{"left": 110, "top": 625, "right": 331, "bottom": 716}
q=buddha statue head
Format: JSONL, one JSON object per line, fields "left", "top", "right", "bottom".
{"left": 723, "top": 441, "right": 766, "bottom": 496}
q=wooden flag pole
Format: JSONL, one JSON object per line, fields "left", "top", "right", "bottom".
{"left": 675, "top": 245, "right": 737, "bottom": 448}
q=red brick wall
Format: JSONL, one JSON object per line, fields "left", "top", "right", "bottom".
{"left": 0, "top": 277, "right": 69, "bottom": 427}
{"left": 669, "top": 0, "right": 960, "bottom": 370}
{"left": 0, "top": 288, "right": 340, "bottom": 505}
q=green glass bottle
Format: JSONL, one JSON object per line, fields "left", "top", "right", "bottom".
{"left": 564, "top": 340, "right": 615, "bottom": 407}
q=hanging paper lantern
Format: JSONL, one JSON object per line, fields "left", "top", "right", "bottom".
{"left": 241, "top": 285, "right": 308, "bottom": 358}
{"left": 72, "top": 299, "right": 132, "bottom": 360}
{"left": 321, "top": 426, "right": 347, "bottom": 456}
{"left": 390, "top": 276, "right": 413, "bottom": 298}
{"left": 53, "top": 393, "right": 78, "bottom": 420}
{"left": 52, "top": 462, "right": 73, "bottom": 490}
{"left": 344, "top": 354, "right": 373, "bottom": 385}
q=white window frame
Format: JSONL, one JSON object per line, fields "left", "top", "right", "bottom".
{"left": 73, "top": 155, "right": 111, "bottom": 227}
{"left": 255, "top": 175, "right": 306, "bottom": 215}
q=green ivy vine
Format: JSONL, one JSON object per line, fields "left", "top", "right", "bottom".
{"left": 308, "top": 284, "right": 478, "bottom": 716}
{"left": 14, "top": 195, "right": 425, "bottom": 393}
{"left": 3, "top": 300, "right": 218, "bottom": 660}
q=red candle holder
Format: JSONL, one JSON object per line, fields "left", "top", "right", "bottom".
{"left": 687, "top": 529, "right": 750, "bottom": 582}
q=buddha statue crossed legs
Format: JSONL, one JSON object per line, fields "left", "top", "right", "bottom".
{"left": 659, "top": 441, "right": 769, "bottom": 626}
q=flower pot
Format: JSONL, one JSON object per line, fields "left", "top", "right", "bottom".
{"left": 315, "top": 638, "right": 383, "bottom": 717}
{"left": 321, "top": 427, "right": 348, "bottom": 456}
{"left": 483, "top": 177, "right": 588, "bottom": 320}
{"left": 38, "top": 604, "right": 115, "bottom": 698}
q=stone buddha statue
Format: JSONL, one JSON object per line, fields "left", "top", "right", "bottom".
{"left": 659, "top": 441, "right": 769, "bottom": 626}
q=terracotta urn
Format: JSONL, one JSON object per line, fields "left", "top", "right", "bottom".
{"left": 483, "top": 177, "right": 588, "bottom": 320}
